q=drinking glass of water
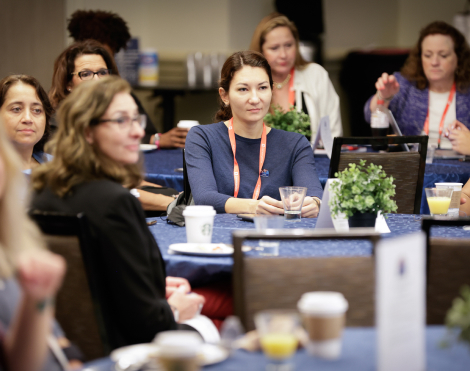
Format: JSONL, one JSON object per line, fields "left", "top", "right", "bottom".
{"left": 279, "top": 187, "right": 307, "bottom": 221}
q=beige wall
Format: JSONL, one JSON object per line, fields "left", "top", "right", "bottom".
{"left": 0, "top": 0, "right": 66, "bottom": 90}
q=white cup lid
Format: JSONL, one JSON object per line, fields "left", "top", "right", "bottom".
{"left": 182, "top": 205, "right": 216, "bottom": 217}
{"left": 435, "top": 183, "right": 463, "bottom": 190}
{"left": 177, "top": 120, "right": 200, "bottom": 128}
{"left": 297, "top": 291, "right": 348, "bottom": 315}
{"left": 154, "top": 331, "right": 202, "bottom": 358}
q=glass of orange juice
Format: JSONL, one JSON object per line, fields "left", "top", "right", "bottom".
{"left": 254, "top": 310, "right": 299, "bottom": 371}
{"left": 425, "top": 188, "right": 453, "bottom": 216}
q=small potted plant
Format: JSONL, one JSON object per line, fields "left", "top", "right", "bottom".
{"left": 444, "top": 285, "right": 470, "bottom": 346}
{"left": 264, "top": 105, "right": 311, "bottom": 141}
{"left": 329, "top": 160, "right": 398, "bottom": 228}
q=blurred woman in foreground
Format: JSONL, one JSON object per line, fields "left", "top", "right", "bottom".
{"left": 0, "top": 120, "right": 65, "bottom": 371}
{"left": 31, "top": 76, "right": 205, "bottom": 349}
{"left": 49, "top": 40, "right": 178, "bottom": 214}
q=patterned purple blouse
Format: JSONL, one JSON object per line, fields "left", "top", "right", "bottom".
{"left": 364, "top": 72, "right": 470, "bottom": 135}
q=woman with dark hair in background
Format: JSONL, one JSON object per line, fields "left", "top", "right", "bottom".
{"left": 0, "top": 75, "right": 53, "bottom": 174}
{"left": 67, "top": 9, "right": 189, "bottom": 148}
{"left": 32, "top": 76, "right": 205, "bottom": 349}
{"left": 49, "top": 40, "right": 178, "bottom": 214}
{"left": 250, "top": 13, "right": 342, "bottom": 139}
{"left": 365, "top": 21, "right": 470, "bottom": 151}
{"left": 185, "top": 51, "right": 323, "bottom": 216}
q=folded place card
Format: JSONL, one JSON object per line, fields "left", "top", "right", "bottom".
{"left": 312, "top": 116, "right": 333, "bottom": 158}
{"left": 376, "top": 232, "right": 426, "bottom": 371}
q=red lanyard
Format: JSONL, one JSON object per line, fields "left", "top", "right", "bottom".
{"left": 288, "top": 68, "right": 295, "bottom": 107}
{"left": 423, "top": 82, "right": 456, "bottom": 147}
{"left": 228, "top": 118, "right": 267, "bottom": 199}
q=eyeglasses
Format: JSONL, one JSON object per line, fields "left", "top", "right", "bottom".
{"left": 71, "top": 69, "right": 112, "bottom": 81}
{"left": 99, "top": 114, "right": 146, "bottom": 131}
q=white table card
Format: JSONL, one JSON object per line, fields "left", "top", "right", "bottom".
{"left": 376, "top": 232, "right": 426, "bottom": 371}
{"left": 312, "top": 116, "right": 333, "bottom": 158}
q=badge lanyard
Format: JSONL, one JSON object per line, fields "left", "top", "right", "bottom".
{"left": 228, "top": 117, "right": 267, "bottom": 199}
{"left": 288, "top": 68, "right": 295, "bottom": 107}
{"left": 423, "top": 82, "right": 456, "bottom": 148}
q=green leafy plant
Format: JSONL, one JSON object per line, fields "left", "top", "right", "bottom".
{"left": 264, "top": 105, "right": 311, "bottom": 140}
{"left": 329, "top": 160, "right": 398, "bottom": 218}
{"left": 445, "top": 285, "right": 470, "bottom": 345}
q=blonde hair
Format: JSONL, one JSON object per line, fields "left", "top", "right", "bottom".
{"left": 249, "top": 12, "right": 308, "bottom": 69}
{"left": 32, "top": 76, "right": 142, "bottom": 197}
{"left": 0, "top": 118, "right": 44, "bottom": 278}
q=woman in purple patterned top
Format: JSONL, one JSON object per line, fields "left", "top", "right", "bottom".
{"left": 364, "top": 21, "right": 470, "bottom": 152}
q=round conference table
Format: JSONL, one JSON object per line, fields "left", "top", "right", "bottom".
{"left": 143, "top": 149, "right": 470, "bottom": 214}
{"left": 80, "top": 326, "right": 470, "bottom": 370}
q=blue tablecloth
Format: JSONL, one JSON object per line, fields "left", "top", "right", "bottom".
{"left": 143, "top": 150, "right": 470, "bottom": 214}
{"left": 150, "top": 213, "right": 470, "bottom": 287}
{"left": 80, "top": 326, "right": 470, "bottom": 370}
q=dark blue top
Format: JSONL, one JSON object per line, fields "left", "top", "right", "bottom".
{"left": 185, "top": 121, "right": 323, "bottom": 213}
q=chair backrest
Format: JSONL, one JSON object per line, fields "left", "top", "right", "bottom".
{"left": 183, "top": 149, "right": 192, "bottom": 205}
{"left": 422, "top": 217, "right": 470, "bottom": 324}
{"left": 29, "top": 211, "right": 112, "bottom": 360}
{"left": 328, "top": 136, "right": 428, "bottom": 214}
{"left": 232, "top": 229, "right": 380, "bottom": 331}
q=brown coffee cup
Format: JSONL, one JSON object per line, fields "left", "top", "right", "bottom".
{"left": 154, "top": 331, "right": 202, "bottom": 371}
{"left": 297, "top": 291, "right": 348, "bottom": 359}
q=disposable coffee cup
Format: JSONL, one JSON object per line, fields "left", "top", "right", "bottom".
{"left": 177, "top": 120, "right": 200, "bottom": 129}
{"left": 297, "top": 291, "right": 348, "bottom": 359}
{"left": 182, "top": 206, "right": 216, "bottom": 243}
{"left": 435, "top": 182, "right": 463, "bottom": 217}
{"left": 154, "top": 331, "right": 202, "bottom": 371}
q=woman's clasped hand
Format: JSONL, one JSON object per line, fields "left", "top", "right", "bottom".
{"left": 255, "top": 195, "right": 319, "bottom": 217}
{"left": 446, "top": 121, "right": 470, "bottom": 155}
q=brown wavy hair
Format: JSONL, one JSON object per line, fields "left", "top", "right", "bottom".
{"left": 0, "top": 74, "right": 53, "bottom": 153}
{"left": 32, "top": 76, "right": 142, "bottom": 197}
{"left": 249, "top": 12, "right": 308, "bottom": 69}
{"left": 214, "top": 51, "right": 274, "bottom": 122}
{"left": 401, "top": 21, "right": 470, "bottom": 92}
{"left": 49, "top": 39, "right": 119, "bottom": 109}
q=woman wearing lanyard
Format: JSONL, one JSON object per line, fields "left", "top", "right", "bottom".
{"left": 185, "top": 51, "right": 323, "bottom": 216}
{"left": 249, "top": 13, "right": 343, "bottom": 139}
{"left": 364, "top": 21, "right": 470, "bottom": 150}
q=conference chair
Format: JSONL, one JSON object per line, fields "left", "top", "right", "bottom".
{"left": 422, "top": 217, "right": 470, "bottom": 324}
{"left": 232, "top": 229, "right": 380, "bottom": 331}
{"left": 328, "top": 136, "right": 428, "bottom": 214}
{"left": 29, "top": 211, "right": 112, "bottom": 360}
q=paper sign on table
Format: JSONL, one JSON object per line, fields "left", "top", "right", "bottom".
{"left": 316, "top": 179, "right": 348, "bottom": 231}
{"left": 312, "top": 116, "right": 333, "bottom": 158}
{"left": 316, "top": 179, "right": 390, "bottom": 233}
{"left": 376, "top": 232, "right": 426, "bottom": 371}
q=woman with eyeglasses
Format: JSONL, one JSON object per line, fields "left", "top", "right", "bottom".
{"left": 31, "top": 76, "right": 205, "bottom": 349}
{"left": 49, "top": 40, "right": 178, "bottom": 214}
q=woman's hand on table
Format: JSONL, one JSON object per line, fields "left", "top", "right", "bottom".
{"left": 446, "top": 121, "right": 470, "bottom": 155}
{"left": 165, "top": 276, "right": 191, "bottom": 299}
{"left": 158, "top": 128, "right": 189, "bottom": 149}
{"left": 301, "top": 197, "right": 320, "bottom": 218}
{"left": 255, "top": 196, "right": 284, "bottom": 215}
{"left": 167, "top": 286, "right": 205, "bottom": 323}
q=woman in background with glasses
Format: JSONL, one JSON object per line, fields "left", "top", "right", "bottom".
{"left": 31, "top": 76, "right": 205, "bottom": 349}
{"left": 49, "top": 40, "right": 177, "bottom": 214}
